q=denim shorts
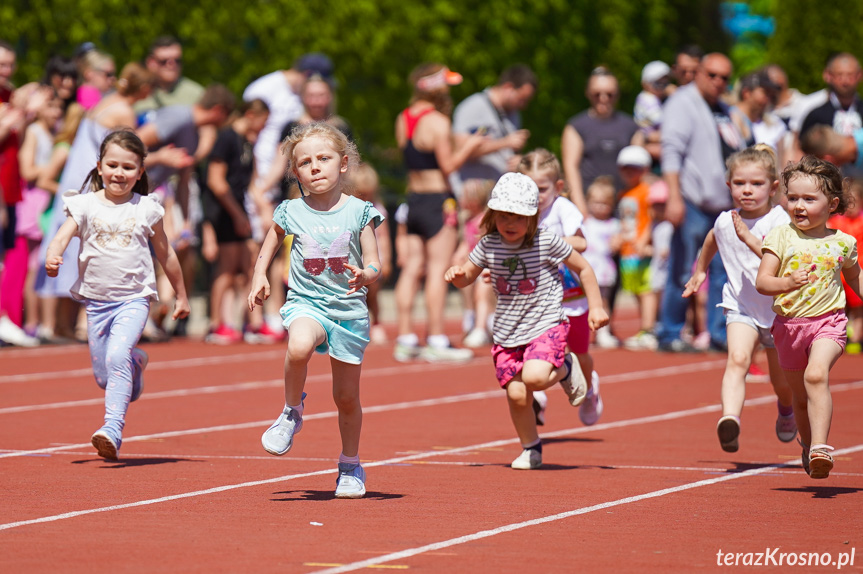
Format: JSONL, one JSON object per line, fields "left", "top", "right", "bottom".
{"left": 280, "top": 304, "right": 370, "bottom": 365}
{"left": 771, "top": 310, "right": 847, "bottom": 371}
{"left": 725, "top": 310, "right": 774, "bottom": 349}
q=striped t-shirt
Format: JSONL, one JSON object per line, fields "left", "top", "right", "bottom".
{"left": 469, "top": 230, "right": 572, "bottom": 347}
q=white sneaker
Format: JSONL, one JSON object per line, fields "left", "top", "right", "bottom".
{"left": 511, "top": 448, "right": 542, "bottom": 470}
{"left": 130, "top": 348, "right": 149, "bottom": 402}
{"left": 594, "top": 327, "right": 619, "bottom": 349}
{"left": 393, "top": 342, "right": 420, "bottom": 362}
{"left": 623, "top": 330, "right": 658, "bottom": 350}
{"left": 532, "top": 390, "right": 548, "bottom": 426}
{"left": 419, "top": 345, "right": 473, "bottom": 363}
{"left": 462, "top": 327, "right": 490, "bottom": 348}
{"left": 0, "top": 316, "right": 39, "bottom": 347}
{"left": 558, "top": 352, "right": 588, "bottom": 406}
{"left": 579, "top": 371, "right": 603, "bottom": 426}
{"left": 261, "top": 393, "right": 305, "bottom": 456}
{"left": 335, "top": 463, "right": 366, "bottom": 498}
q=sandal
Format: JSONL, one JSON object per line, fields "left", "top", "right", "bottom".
{"left": 808, "top": 444, "right": 834, "bottom": 479}
{"left": 717, "top": 415, "right": 740, "bottom": 453}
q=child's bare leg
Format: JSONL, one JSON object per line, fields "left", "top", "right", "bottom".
{"left": 721, "top": 323, "right": 759, "bottom": 417}
{"left": 765, "top": 347, "right": 792, "bottom": 407}
{"left": 394, "top": 235, "right": 424, "bottom": 337}
{"left": 639, "top": 291, "right": 658, "bottom": 332}
{"left": 283, "top": 318, "right": 327, "bottom": 406}
{"left": 801, "top": 339, "right": 842, "bottom": 446}
{"left": 782, "top": 369, "right": 810, "bottom": 446}
{"left": 505, "top": 379, "right": 539, "bottom": 446}
{"left": 331, "top": 359, "right": 363, "bottom": 458}
{"left": 521, "top": 358, "right": 566, "bottom": 391}
{"left": 575, "top": 352, "right": 594, "bottom": 392}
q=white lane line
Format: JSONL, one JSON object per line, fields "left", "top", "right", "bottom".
{"left": 1, "top": 358, "right": 720, "bottom": 414}
{"left": 2, "top": 388, "right": 862, "bottom": 532}
{"left": 308, "top": 444, "right": 863, "bottom": 574}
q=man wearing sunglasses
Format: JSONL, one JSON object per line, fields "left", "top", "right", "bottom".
{"left": 135, "top": 36, "right": 204, "bottom": 115}
{"left": 657, "top": 52, "right": 748, "bottom": 353}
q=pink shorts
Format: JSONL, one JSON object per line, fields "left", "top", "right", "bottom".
{"left": 771, "top": 311, "right": 847, "bottom": 371}
{"left": 491, "top": 323, "right": 568, "bottom": 387}
{"left": 566, "top": 313, "right": 589, "bottom": 354}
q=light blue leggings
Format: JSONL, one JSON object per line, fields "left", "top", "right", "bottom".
{"left": 84, "top": 298, "right": 149, "bottom": 431}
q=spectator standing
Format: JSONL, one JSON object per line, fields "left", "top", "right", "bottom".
{"left": 135, "top": 36, "right": 204, "bottom": 115}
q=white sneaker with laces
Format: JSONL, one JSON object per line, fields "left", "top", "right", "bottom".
{"left": 594, "top": 326, "right": 619, "bottom": 349}
{"left": 335, "top": 463, "right": 366, "bottom": 498}
{"left": 130, "top": 348, "right": 149, "bottom": 402}
{"left": 261, "top": 393, "right": 306, "bottom": 455}
{"left": 511, "top": 448, "right": 542, "bottom": 470}
{"left": 393, "top": 342, "right": 420, "bottom": 362}
{"left": 579, "top": 371, "right": 603, "bottom": 426}
{"left": 463, "top": 327, "right": 490, "bottom": 348}
{"left": 419, "top": 345, "right": 473, "bottom": 363}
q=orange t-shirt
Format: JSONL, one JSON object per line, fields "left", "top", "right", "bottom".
{"left": 617, "top": 181, "right": 651, "bottom": 258}
{"left": 829, "top": 213, "right": 863, "bottom": 306}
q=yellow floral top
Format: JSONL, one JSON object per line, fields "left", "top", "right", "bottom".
{"left": 762, "top": 224, "right": 858, "bottom": 317}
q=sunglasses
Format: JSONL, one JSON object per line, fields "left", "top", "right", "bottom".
{"left": 590, "top": 91, "right": 616, "bottom": 99}
{"left": 156, "top": 57, "right": 182, "bottom": 66}
{"left": 98, "top": 69, "right": 116, "bottom": 78}
{"left": 706, "top": 71, "right": 730, "bottom": 83}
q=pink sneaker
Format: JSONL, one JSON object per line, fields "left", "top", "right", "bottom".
{"left": 745, "top": 364, "right": 770, "bottom": 383}
{"left": 205, "top": 324, "right": 242, "bottom": 344}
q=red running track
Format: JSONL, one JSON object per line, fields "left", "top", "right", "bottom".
{"left": 1, "top": 319, "right": 861, "bottom": 573}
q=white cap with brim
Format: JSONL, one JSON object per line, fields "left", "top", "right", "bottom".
{"left": 641, "top": 60, "right": 671, "bottom": 84}
{"left": 616, "top": 145, "right": 652, "bottom": 167}
{"left": 487, "top": 173, "right": 539, "bottom": 216}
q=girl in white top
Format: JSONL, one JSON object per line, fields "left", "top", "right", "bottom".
{"left": 683, "top": 145, "right": 794, "bottom": 454}
{"left": 45, "top": 130, "right": 190, "bottom": 460}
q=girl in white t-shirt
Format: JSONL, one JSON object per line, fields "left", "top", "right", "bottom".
{"left": 517, "top": 149, "right": 605, "bottom": 428}
{"left": 45, "top": 130, "right": 190, "bottom": 460}
{"left": 683, "top": 145, "right": 793, "bottom": 454}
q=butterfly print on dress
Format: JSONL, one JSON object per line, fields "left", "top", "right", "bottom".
{"left": 301, "top": 231, "right": 351, "bottom": 276}
{"left": 92, "top": 218, "right": 135, "bottom": 249}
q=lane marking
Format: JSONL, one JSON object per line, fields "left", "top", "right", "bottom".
{"left": 307, "top": 445, "right": 863, "bottom": 574}
{"left": 2, "top": 387, "right": 861, "bottom": 531}
{"left": 0, "top": 359, "right": 722, "bottom": 414}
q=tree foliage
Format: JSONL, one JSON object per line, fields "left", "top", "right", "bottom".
{"left": 3, "top": 0, "right": 730, "bottom": 195}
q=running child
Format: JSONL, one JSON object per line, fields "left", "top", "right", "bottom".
{"left": 445, "top": 172, "right": 608, "bottom": 470}
{"left": 517, "top": 149, "right": 604, "bottom": 427}
{"left": 756, "top": 156, "right": 861, "bottom": 479}
{"left": 44, "top": 129, "right": 190, "bottom": 460}
{"left": 683, "top": 145, "right": 794, "bottom": 453}
{"left": 248, "top": 122, "right": 384, "bottom": 498}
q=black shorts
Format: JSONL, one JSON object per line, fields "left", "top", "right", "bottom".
{"left": 211, "top": 209, "right": 251, "bottom": 244}
{"left": 405, "top": 191, "right": 458, "bottom": 240}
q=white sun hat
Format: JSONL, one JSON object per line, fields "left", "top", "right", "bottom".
{"left": 486, "top": 173, "right": 539, "bottom": 216}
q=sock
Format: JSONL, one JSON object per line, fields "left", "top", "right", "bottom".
{"left": 397, "top": 333, "right": 419, "bottom": 347}
{"left": 523, "top": 439, "right": 542, "bottom": 453}
{"left": 427, "top": 334, "right": 451, "bottom": 349}
{"left": 777, "top": 401, "right": 794, "bottom": 417}
{"left": 287, "top": 400, "right": 304, "bottom": 417}
{"left": 339, "top": 453, "right": 360, "bottom": 465}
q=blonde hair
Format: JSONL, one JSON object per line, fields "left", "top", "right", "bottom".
{"left": 281, "top": 122, "right": 360, "bottom": 193}
{"left": 517, "top": 148, "right": 563, "bottom": 182}
{"left": 586, "top": 175, "right": 616, "bottom": 203}
{"left": 461, "top": 178, "right": 493, "bottom": 208}
{"left": 725, "top": 143, "right": 778, "bottom": 182}
{"left": 348, "top": 163, "right": 380, "bottom": 201}
{"left": 116, "top": 62, "right": 155, "bottom": 98}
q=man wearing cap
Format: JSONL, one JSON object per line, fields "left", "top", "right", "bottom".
{"left": 450, "top": 64, "right": 537, "bottom": 197}
{"left": 243, "top": 53, "right": 333, "bottom": 195}
{"left": 731, "top": 69, "right": 787, "bottom": 153}
{"left": 657, "top": 52, "right": 746, "bottom": 352}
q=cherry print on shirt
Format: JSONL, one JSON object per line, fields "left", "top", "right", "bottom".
{"left": 498, "top": 256, "right": 537, "bottom": 295}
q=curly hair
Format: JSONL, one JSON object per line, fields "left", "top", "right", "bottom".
{"left": 782, "top": 155, "right": 850, "bottom": 215}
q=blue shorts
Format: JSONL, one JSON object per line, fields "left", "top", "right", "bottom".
{"left": 280, "top": 304, "right": 370, "bottom": 365}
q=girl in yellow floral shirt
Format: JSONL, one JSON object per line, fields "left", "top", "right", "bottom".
{"left": 757, "top": 156, "right": 862, "bottom": 479}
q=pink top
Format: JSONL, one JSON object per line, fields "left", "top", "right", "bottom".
{"left": 76, "top": 85, "right": 102, "bottom": 110}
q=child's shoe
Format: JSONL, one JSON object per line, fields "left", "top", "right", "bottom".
{"left": 594, "top": 326, "right": 619, "bottom": 349}
{"left": 775, "top": 412, "right": 797, "bottom": 443}
{"left": 532, "top": 390, "right": 547, "bottom": 426}
{"left": 130, "top": 347, "right": 149, "bottom": 403}
{"left": 558, "top": 352, "right": 587, "bottom": 406}
{"left": 744, "top": 364, "right": 770, "bottom": 383}
{"left": 511, "top": 447, "right": 542, "bottom": 470}
{"left": 808, "top": 444, "right": 834, "bottom": 479}
{"left": 261, "top": 393, "right": 306, "bottom": 456}
{"left": 716, "top": 415, "right": 740, "bottom": 453}
{"left": 419, "top": 344, "right": 473, "bottom": 363}
{"left": 335, "top": 463, "right": 366, "bottom": 498}
{"left": 579, "top": 371, "right": 603, "bottom": 426}
{"left": 393, "top": 342, "right": 420, "bottom": 362}
{"left": 463, "top": 327, "right": 490, "bottom": 348}
{"left": 799, "top": 439, "right": 810, "bottom": 475}
{"left": 91, "top": 426, "right": 122, "bottom": 460}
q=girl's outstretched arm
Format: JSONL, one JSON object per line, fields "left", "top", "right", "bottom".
{"left": 563, "top": 249, "right": 609, "bottom": 331}
{"left": 756, "top": 251, "right": 807, "bottom": 296}
{"left": 345, "top": 222, "right": 382, "bottom": 295}
{"left": 248, "top": 223, "right": 286, "bottom": 311}
{"left": 445, "top": 260, "right": 483, "bottom": 288}
{"left": 151, "top": 219, "right": 191, "bottom": 319}
{"left": 44, "top": 217, "right": 79, "bottom": 277}
{"left": 683, "top": 229, "right": 717, "bottom": 297}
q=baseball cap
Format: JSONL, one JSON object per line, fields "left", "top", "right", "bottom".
{"left": 486, "top": 173, "right": 539, "bottom": 216}
{"left": 648, "top": 180, "right": 669, "bottom": 204}
{"left": 617, "top": 145, "right": 652, "bottom": 168}
{"left": 641, "top": 60, "right": 671, "bottom": 84}
{"left": 295, "top": 52, "right": 334, "bottom": 78}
